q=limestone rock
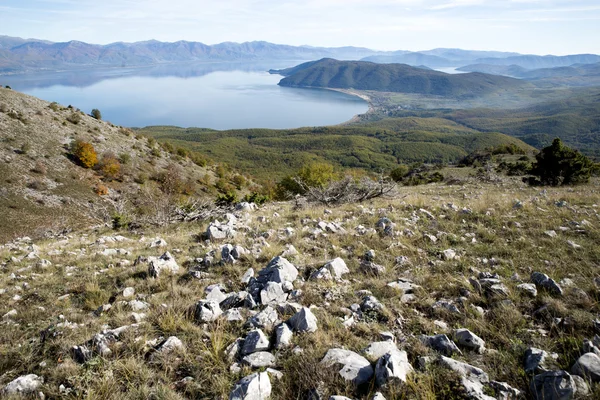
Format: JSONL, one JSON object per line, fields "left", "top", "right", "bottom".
{"left": 571, "top": 352, "right": 600, "bottom": 382}
{"left": 288, "top": 307, "right": 318, "bottom": 333}
{"left": 375, "top": 350, "right": 413, "bottom": 386}
{"left": 241, "top": 329, "right": 270, "bottom": 356}
{"left": 242, "top": 351, "right": 276, "bottom": 368}
{"left": 2, "top": 374, "right": 44, "bottom": 396}
{"left": 420, "top": 334, "right": 461, "bottom": 356}
{"left": 530, "top": 370, "right": 576, "bottom": 400}
{"left": 195, "top": 300, "right": 223, "bottom": 322}
{"left": 229, "top": 372, "right": 271, "bottom": 400}
{"left": 454, "top": 329, "right": 486, "bottom": 354}
{"left": 525, "top": 347, "right": 549, "bottom": 374}
{"left": 274, "top": 323, "right": 293, "bottom": 349}
{"left": 148, "top": 252, "right": 180, "bottom": 278}
{"left": 321, "top": 348, "right": 374, "bottom": 385}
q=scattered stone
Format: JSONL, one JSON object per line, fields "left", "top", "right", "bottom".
{"left": 320, "top": 348, "right": 374, "bottom": 385}
{"left": 242, "top": 351, "right": 276, "bottom": 368}
{"left": 530, "top": 370, "right": 576, "bottom": 400}
{"left": 288, "top": 307, "right": 318, "bottom": 333}
{"left": 531, "top": 272, "right": 563, "bottom": 296}
{"left": 439, "top": 356, "right": 494, "bottom": 400}
{"left": 442, "top": 249, "right": 457, "bottom": 261}
{"left": 571, "top": 352, "right": 600, "bottom": 382}
{"left": 195, "top": 300, "right": 223, "bottom": 322}
{"left": 149, "top": 238, "right": 167, "bottom": 248}
{"left": 229, "top": 372, "right": 271, "bottom": 400}
{"left": 544, "top": 230, "right": 557, "bottom": 238}
{"left": 375, "top": 349, "right": 413, "bottom": 386}
{"left": 157, "top": 336, "right": 184, "bottom": 354}
{"left": 148, "top": 252, "right": 180, "bottom": 278}
{"left": 260, "top": 282, "right": 288, "bottom": 305}
{"left": 376, "top": 217, "right": 395, "bottom": 236}
{"left": 2, "top": 374, "right": 44, "bottom": 396}
{"left": 241, "top": 329, "right": 270, "bottom": 356}
{"left": 517, "top": 283, "right": 538, "bottom": 297}
{"left": 454, "top": 329, "right": 486, "bottom": 354}
{"left": 248, "top": 306, "right": 280, "bottom": 330}
{"left": 311, "top": 258, "right": 349, "bottom": 280}
{"left": 274, "top": 323, "right": 293, "bottom": 349}
{"left": 361, "top": 296, "right": 385, "bottom": 313}
{"left": 363, "top": 341, "right": 399, "bottom": 361}
{"left": 122, "top": 287, "right": 135, "bottom": 298}
{"left": 420, "top": 334, "right": 462, "bottom": 356}
{"left": 525, "top": 347, "right": 549, "bottom": 374}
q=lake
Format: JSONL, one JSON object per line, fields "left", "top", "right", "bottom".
{"left": 0, "top": 62, "right": 368, "bottom": 130}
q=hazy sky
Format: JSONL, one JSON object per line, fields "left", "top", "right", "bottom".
{"left": 1, "top": 0, "right": 599, "bottom": 55}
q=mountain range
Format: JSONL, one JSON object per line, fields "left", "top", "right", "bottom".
{"left": 2, "top": 35, "right": 600, "bottom": 75}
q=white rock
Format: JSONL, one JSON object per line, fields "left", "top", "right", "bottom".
{"left": 287, "top": 307, "right": 318, "bottom": 333}
{"left": 2, "top": 374, "right": 44, "bottom": 395}
{"left": 321, "top": 348, "right": 374, "bottom": 385}
{"left": 229, "top": 372, "right": 271, "bottom": 400}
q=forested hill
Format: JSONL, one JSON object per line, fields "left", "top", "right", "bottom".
{"left": 275, "top": 58, "right": 531, "bottom": 97}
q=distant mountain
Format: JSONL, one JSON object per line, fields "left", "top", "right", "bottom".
{"left": 0, "top": 36, "right": 384, "bottom": 74}
{"left": 360, "top": 52, "right": 455, "bottom": 67}
{"left": 275, "top": 58, "right": 530, "bottom": 98}
{"left": 472, "top": 54, "right": 600, "bottom": 69}
{"left": 457, "top": 62, "right": 600, "bottom": 87}
{"left": 418, "top": 48, "right": 521, "bottom": 61}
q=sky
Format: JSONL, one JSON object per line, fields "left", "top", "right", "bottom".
{"left": 1, "top": 0, "right": 599, "bottom": 55}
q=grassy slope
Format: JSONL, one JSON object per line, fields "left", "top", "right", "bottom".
{"left": 0, "top": 176, "right": 598, "bottom": 398}
{"left": 139, "top": 120, "right": 531, "bottom": 181}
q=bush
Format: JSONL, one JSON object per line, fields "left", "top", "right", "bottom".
{"left": 243, "top": 192, "right": 269, "bottom": 206}
{"left": 49, "top": 102, "right": 60, "bottom": 112}
{"left": 32, "top": 161, "right": 47, "bottom": 175}
{"left": 90, "top": 109, "right": 102, "bottom": 120}
{"left": 95, "top": 184, "right": 109, "bottom": 195}
{"left": 98, "top": 153, "right": 121, "bottom": 181}
{"left": 216, "top": 191, "right": 238, "bottom": 206}
{"left": 119, "top": 153, "right": 131, "bottom": 164}
{"left": 66, "top": 112, "right": 81, "bottom": 124}
{"left": 155, "top": 163, "right": 183, "bottom": 194}
{"left": 390, "top": 165, "right": 409, "bottom": 182}
{"left": 527, "top": 138, "right": 593, "bottom": 186}
{"left": 112, "top": 213, "right": 129, "bottom": 230}
{"left": 71, "top": 140, "right": 98, "bottom": 168}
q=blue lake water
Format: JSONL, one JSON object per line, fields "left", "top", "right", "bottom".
{"left": 0, "top": 62, "right": 368, "bottom": 130}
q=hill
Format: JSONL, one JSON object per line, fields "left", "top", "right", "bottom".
{"left": 0, "top": 88, "right": 253, "bottom": 242}
{"left": 138, "top": 119, "right": 532, "bottom": 181}
{"left": 472, "top": 54, "right": 600, "bottom": 69}
{"left": 275, "top": 59, "right": 530, "bottom": 98}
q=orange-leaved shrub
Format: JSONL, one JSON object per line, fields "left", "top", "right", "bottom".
{"left": 71, "top": 140, "right": 98, "bottom": 168}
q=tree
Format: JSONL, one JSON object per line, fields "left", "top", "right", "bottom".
{"left": 71, "top": 140, "right": 98, "bottom": 168}
{"left": 91, "top": 109, "right": 102, "bottom": 120}
{"left": 528, "top": 138, "right": 592, "bottom": 186}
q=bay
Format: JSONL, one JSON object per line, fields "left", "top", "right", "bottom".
{"left": 0, "top": 61, "right": 368, "bottom": 130}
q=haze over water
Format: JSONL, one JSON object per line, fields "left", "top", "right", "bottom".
{"left": 1, "top": 62, "right": 368, "bottom": 130}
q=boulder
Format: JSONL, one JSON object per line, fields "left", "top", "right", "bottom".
{"left": 2, "top": 374, "right": 44, "bottom": 396}
{"left": 229, "top": 372, "right": 271, "bottom": 400}
{"left": 531, "top": 272, "right": 563, "bottom": 296}
{"left": 322, "top": 258, "right": 349, "bottom": 279}
{"left": 257, "top": 256, "right": 298, "bottom": 284}
{"left": 321, "top": 348, "right": 374, "bottom": 385}
{"left": 363, "top": 341, "right": 399, "bottom": 361}
{"left": 530, "top": 370, "right": 576, "bottom": 400}
{"left": 247, "top": 306, "right": 280, "bottom": 330}
{"left": 439, "top": 356, "right": 494, "bottom": 400}
{"left": 375, "top": 350, "right": 413, "bottom": 386}
{"left": 571, "top": 352, "right": 600, "bottom": 382}
{"left": 260, "top": 282, "right": 288, "bottom": 305}
{"left": 420, "top": 334, "right": 461, "bottom": 356}
{"left": 376, "top": 217, "right": 395, "bottom": 236}
{"left": 274, "top": 323, "right": 293, "bottom": 349}
{"left": 195, "top": 300, "right": 223, "bottom": 322}
{"left": 525, "top": 347, "right": 549, "bottom": 374}
{"left": 157, "top": 336, "right": 184, "bottom": 354}
{"left": 241, "top": 329, "right": 270, "bottom": 356}
{"left": 454, "top": 329, "right": 485, "bottom": 354}
{"left": 148, "top": 252, "right": 180, "bottom": 278}
{"left": 242, "top": 351, "right": 276, "bottom": 368}
{"left": 287, "top": 307, "right": 318, "bottom": 333}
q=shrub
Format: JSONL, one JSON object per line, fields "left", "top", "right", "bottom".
{"left": 112, "top": 213, "right": 129, "bottom": 230}
{"left": 95, "top": 184, "right": 109, "bottom": 196}
{"left": 155, "top": 163, "right": 183, "bottom": 194}
{"left": 98, "top": 153, "right": 121, "bottom": 181}
{"left": 243, "top": 192, "right": 269, "bottom": 206}
{"left": 390, "top": 165, "right": 409, "bottom": 182}
{"left": 20, "top": 143, "right": 31, "bottom": 154}
{"left": 32, "top": 161, "right": 47, "bottom": 175}
{"left": 176, "top": 147, "right": 189, "bottom": 158}
{"left": 216, "top": 191, "right": 238, "bottom": 206}
{"left": 66, "top": 111, "right": 81, "bottom": 124}
{"left": 527, "top": 138, "right": 593, "bottom": 186}
{"left": 232, "top": 174, "right": 246, "bottom": 189}
{"left": 119, "top": 153, "right": 131, "bottom": 164}
{"left": 49, "top": 102, "right": 60, "bottom": 112}
{"left": 90, "top": 109, "right": 102, "bottom": 120}
{"left": 71, "top": 140, "right": 98, "bottom": 168}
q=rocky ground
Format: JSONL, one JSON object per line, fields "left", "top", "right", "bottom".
{"left": 1, "top": 180, "right": 599, "bottom": 399}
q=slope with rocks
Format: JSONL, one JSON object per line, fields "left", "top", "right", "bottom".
{"left": 0, "top": 175, "right": 599, "bottom": 399}
{"left": 0, "top": 87, "right": 228, "bottom": 242}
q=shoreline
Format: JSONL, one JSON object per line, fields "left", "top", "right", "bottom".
{"left": 325, "top": 88, "right": 375, "bottom": 125}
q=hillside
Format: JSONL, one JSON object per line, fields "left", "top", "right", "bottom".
{"left": 1, "top": 173, "right": 599, "bottom": 399}
{"left": 275, "top": 59, "right": 531, "bottom": 98}
{"left": 0, "top": 88, "right": 250, "bottom": 242}
{"left": 472, "top": 54, "right": 600, "bottom": 69}
{"left": 138, "top": 119, "right": 533, "bottom": 181}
